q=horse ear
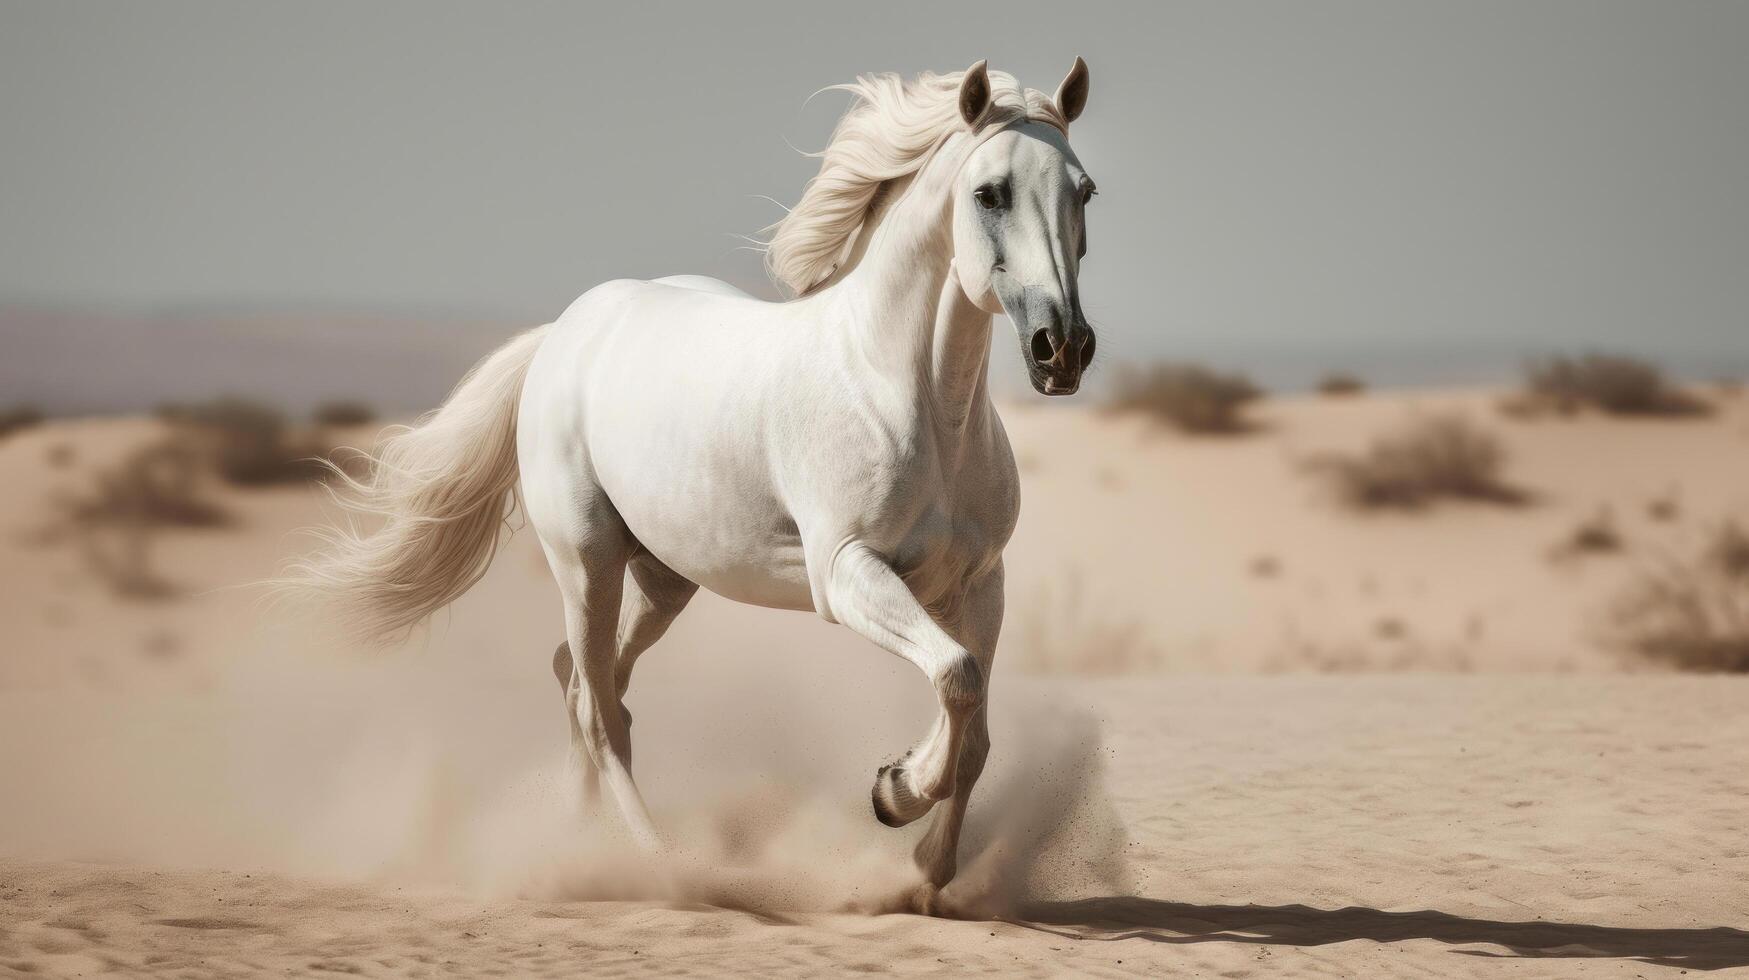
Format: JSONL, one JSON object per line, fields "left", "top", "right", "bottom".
{"left": 958, "top": 60, "right": 992, "bottom": 127}
{"left": 1054, "top": 56, "right": 1090, "bottom": 124}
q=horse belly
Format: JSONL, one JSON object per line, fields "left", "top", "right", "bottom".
{"left": 618, "top": 488, "right": 814, "bottom": 612}
{"left": 577, "top": 311, "right": 815, "bottom": 611}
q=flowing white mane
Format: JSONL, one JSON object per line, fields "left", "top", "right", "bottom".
{"left": 766, "top": 68, "right": 1070, "bottom": 296}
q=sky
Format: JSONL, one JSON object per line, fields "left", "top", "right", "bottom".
{"left": 2, "top": 1, "right": 1745, "bottom": 407}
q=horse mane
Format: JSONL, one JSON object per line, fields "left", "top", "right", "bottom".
{"left": 765, "top": 68, "right": 1069, "bottom": 297}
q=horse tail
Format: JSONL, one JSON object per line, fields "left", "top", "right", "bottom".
{"left": 279, "top": 324, "right": 551, "bottom": 643}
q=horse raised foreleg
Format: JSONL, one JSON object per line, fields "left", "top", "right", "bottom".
{"left": 824, "top": 542, "right": 985, "bottom": 829}
{"left": 912, "top": 565, "right": 1002, "bottom": 891}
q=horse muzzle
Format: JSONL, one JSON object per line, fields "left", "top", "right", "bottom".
{"left": 1026, "top": 322, "right": 1095, "bottom": 396}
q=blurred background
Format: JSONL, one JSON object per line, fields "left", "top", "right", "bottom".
{"left": 2, "top": 0, "right": 1746, "bottom": 681}
{"left": 1, "top": 5, "right": 1747, "bottom": 968}
{"left": 5, "top": 1, "right": 1747, "bottom": 413}
{"left": 3, "top": 0, "right": 1747, "bottom": 671}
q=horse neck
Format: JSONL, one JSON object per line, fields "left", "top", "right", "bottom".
{"left": 825, "top": 138, "right": 995, "bottom": 436}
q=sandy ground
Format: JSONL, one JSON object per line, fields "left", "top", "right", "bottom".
{"left": 4, "top": 676, "right": 1747, "bottom": 977}
{"left": 2, "top": 390, "right": 1747, "bottom": 977}
{"left": 5, "top": 389, "right": 1748, "bottom": 689}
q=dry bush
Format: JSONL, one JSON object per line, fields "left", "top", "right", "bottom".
{"left": 1308, "top": 414, "right": 1525, "bottom": 509}
{"left": 44, "top": 442, "right": 75, "bottom": 469}
{"left": 1007, "top": 575, "right": 1163, "bottom": 674}
{"left": 313, "top": 399, "right": 377, "bottom": 427}
{"left": 49, "top": 440, "right": 231, "bottom": 600}
{"left": 75, "top": 524, "right": 176, "bottom": 600}
{"left": 1316, "top": 372, "right": 1366, "bottom": 397}
{"left": 1608, "top": 521, "right": 1749, "bottom": 672}
{"left": 1109, "top": 363, "right": 1261, "bottom": 434}
{"left": 1707, "top": 520, "right": 1749, "bottom": 578}
{"left": 59, "top": 440, "right": 230, "bottom": 530}
{"left": 162, "top": 396, "right": 327, "bottom": 485}
{"left": 0, "top": 404, "right": 44, "bottom": 440}
{"left": 1519, "top": 354, "right": 1709, "bottom": 417}
{"left": 1646, "top": 491, "right": 1681, "bottom": 523}
{"left": 1552, "top": 507, "right": 1623, "bottom": 559}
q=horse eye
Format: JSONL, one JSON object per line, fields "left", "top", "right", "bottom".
{"left": 1080, "top": 183, "right": 1098, "bottom": 205}
{"left": 972, "top": 184, "right": 1002, "bottom": 210}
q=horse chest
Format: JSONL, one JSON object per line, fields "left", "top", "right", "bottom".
{"left": 882, "top": 452, "right": 1017, "bottom": 604}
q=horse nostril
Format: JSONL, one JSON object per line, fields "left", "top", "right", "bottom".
{"left": 1078, "top": 332, "right": 1096, "bottom": 370}
{"left": 1030, "top": 328, "right": 1055, "bottom": 365}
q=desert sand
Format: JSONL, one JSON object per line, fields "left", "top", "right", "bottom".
{"left": 2, "top": 389, "right": 1747, "bottom": 977}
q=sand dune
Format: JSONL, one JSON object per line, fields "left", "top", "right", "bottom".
{"left": 2, "top": 389, "right": 1746, "bottom": 977}
{"left": 5, "top": 389, "right": 1747, "bottom": 689}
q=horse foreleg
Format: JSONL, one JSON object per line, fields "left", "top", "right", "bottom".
{"left": 912, "top": 565, "right": 1003, "bottom": 891}
{"left": 823, "top": 543, "right": 985, "bottom": 830}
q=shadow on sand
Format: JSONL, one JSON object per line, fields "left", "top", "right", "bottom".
{"left": 1013, "top": 897, "right": 1749, "bottom": 971}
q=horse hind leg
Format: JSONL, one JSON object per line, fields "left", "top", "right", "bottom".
{"left": 534, "top": 499, "right": 665, "bottom": 848}
{"left": 548, "top": 549, "right": 691, "bottom": 833}
{"left": 612, "top": 551, "right": 698, "bottom": 702}
{"left": 551, "top": 641, "right": 600, "bottom": 806}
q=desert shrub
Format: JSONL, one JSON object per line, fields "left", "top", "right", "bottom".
{"left": 1521, "top": 354, "right": 1708, "bottom": 417}
{"left": 49, "top": 440, "right": 230, "bottom": 600}
{"left": 1705, "top": 520, "right": 1749, "bottom": 578}
{"left": 81, "top": 525, "right": 174, "bottom": 598}
{"left": 313, "top": 399, "right": 377, "bottom": 427}
{"left": 1608, "top": 521, "right": 1749, "bottom": 671}
{"left": 1316, "top": 372, "right": 1366, "bottom": 397}
{"left": 1552, "top": 507, "right": 1623, "bottom": 559}
{"left": 168, "top": 396, "right": 325, "bottom": 485}
{"left": 59, "top": 440, "right": 230, "bottom": 529}
{"left": 1646, "top": 491, "right": 1681, "bottom": 523}
{"left": 1308, "top": 414, "right": 1524, "bottom": 509}
{"left": 1109, "top": 363, "right": 1261, "bottom": 434}
{"left": 0, "top": 404, "right": 44, "bottom": 439}
{"left": 45, "top": 442, "right": 76, "bottom": 468}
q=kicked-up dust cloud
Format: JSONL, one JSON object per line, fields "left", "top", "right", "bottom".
{"left": 0, "top": 620, "right": 1131, "bottom": 919}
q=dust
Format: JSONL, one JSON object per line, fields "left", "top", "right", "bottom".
{"left": 0, "top": 625, "right": 1132, "bottom": 920}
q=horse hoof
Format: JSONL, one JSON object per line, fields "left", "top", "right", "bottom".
{"left": 872, "top": 763, "right": 931, "bottom": 827}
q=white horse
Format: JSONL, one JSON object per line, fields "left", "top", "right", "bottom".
{"left": 288, "top": 59, "right": 1098, "bottom": 901}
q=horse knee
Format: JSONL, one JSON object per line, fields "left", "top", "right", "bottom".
{"left": 933, "top": 651, "right": 985, "bottom": 713}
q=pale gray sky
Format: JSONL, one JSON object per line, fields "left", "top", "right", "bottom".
{"left": 2, "top": 1, "right": 1746, "bottom": 407}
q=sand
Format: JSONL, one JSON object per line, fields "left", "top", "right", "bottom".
{"left": 4, "top": 676, "right": 1747, "bottom": 977}
{"left": 2, "top": 389, "right": 1747, "bottom": 977}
